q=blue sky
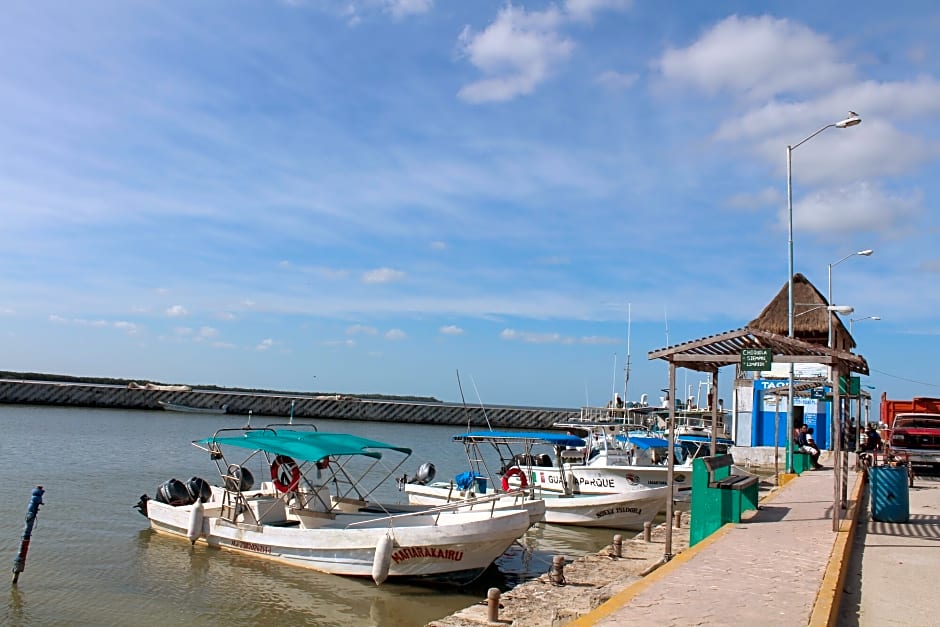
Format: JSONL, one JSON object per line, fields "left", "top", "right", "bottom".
{"left": 2, "top": 0, "right": 939, "bottom": 408}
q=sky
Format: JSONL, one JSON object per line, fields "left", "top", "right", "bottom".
{"left": 2, "top": 0, "right": 939, "bottom": 409}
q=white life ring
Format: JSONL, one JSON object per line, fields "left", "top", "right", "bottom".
{"left": 270, "top": 455, "right": 301, "bottom": 493}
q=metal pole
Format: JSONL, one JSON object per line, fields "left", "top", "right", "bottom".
{"left": 710, "top": 369, "right": 718, "bottom": 456}
{"left": 827, "top": 263, "right": 833, "bottom": 348}
{"left": 664, "top": 362, "right": 676, "bottom": 560}
{"left": 832, "top": 365, "right": 842, "bottom": 531}
{"left": 786, "top": 144, "right": 795, "bottom": 473}
{"left": 12, "top": 486, "right": 45, "bottom": 584}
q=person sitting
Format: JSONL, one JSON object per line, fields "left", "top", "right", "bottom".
{"left": 863, "top": 425, "right": 883, "bottom": 452}
{"left": 797, "top": 424, "right": 822, "bottom": 469}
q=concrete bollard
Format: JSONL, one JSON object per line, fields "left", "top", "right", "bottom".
{"left": 549, "top": 555, "right": 566, "bottom": 586}
{"left": 673, "top": 510, "right": 682, "bottom": 528}
{"left": 643, "top": 521, "right": 652, "bottom": 542}
{"left": 612, "top": 534, "right": 623, "bottom": 558}
{"left": 486, "top": 587, "right": 501, "bottom": 623}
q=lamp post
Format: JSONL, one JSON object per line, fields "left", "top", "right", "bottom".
{"left": 785, "top": 113, "right": 861, "bottom": 471}
{"left": 828, "top": 249, "right": 873, "bottom": 349}
{"left": 850, "top": 315, "right": 881, "bottom": 335}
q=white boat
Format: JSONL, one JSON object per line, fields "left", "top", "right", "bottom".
{"left": 403, "top": 431, "right": 667, "bottom": 530}
{"left": 135, "top": 425, "right": 531, "bottom": 585}
{"left": 157, "top": 400, "right": 228, "bottom": 414}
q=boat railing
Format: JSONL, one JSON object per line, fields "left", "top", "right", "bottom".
{"left": 343, "top": 490, "right": 527, "bottom": 528}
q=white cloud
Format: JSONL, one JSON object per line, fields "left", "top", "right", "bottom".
{"left": 457, "top": 5, "right": 574, "bottom": 103}
{"left": 657, "top": 15, "right": 855, "bottom": 101}
{"left": 166, "top": 304, "right": 188, "bottom": 317}
{"left": 362, "top": 267, "right": 406, "bottom": 284}
{"left": 256, "top": 338, "right": 275, "bottom": 351}
{"left": 440, "top": 325, "right": 464, "bottom": 335}
{"left": 430, "top": 240, "right": 447, "bottom": 251}
{"left": 0, "top": 307, "right": 15, "bottom": 315}
{"left": 385, "top": 328, "right": 407, "bottom": 340}
{"left": 791, "top": 181, "right": 923, "bottom": 235}
{"left": 728, "top": 187, "right": 781, "bottom": 210}
{"left": 595, "top": 70, "right": 638, "bottom": 90}
{"left": 324, "top": 339, "right": 356, "bottom": 347}
{"left": 385, "top": 0, "right": 433, "bottom": 18}
{"left": 500, "top": 328, "right": 565, "bottom": 344}
{"left": 565, "top": 0, "right": 632, "bottom": 22}
{"left": 174, "top": 326, "right": 194, "bottom": 336}
{"left": 347, "top": 324, "right": 378, "bottom": 335}
{"left": 199, "top": 326, "right": 218, "bottom": 338}
{"left": 215, "top": 311, "right": 236, "bottom": 321}
{"left": 114, "top": 321, "right": 139, "bottom": 335}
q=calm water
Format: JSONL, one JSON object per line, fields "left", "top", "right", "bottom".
{"left": 0, "top": 406, "right": 621, "bottom": 626}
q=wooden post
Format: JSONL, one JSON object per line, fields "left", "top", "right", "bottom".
{"left": 486, "top": 588, "right": 501, "bottom": 623}
{"left": 643, "top": 521, "right": 652, "bottom": 542}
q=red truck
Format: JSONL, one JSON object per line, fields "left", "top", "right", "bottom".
{"left": 880, "top": 393, "right": 940, "bottom": 467}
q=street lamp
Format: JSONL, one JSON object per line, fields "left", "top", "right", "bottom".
{"left": 828, "top": 249, "right": 873, "bottom": 348}
{"left": 850, "top": 315, "right": 881, "bottom": 334}
{"left": 795, "top": 304, "right": 855, "bottom": 317}
{"left": 785, "top": 112, "right": 861, "bottom": 471}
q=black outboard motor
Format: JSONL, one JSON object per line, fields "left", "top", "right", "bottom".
{"left": 134, "top": 494, "right": 149, "bottom": 517}
{"left": 224, "top": 465, "right": 254, "bottom": 492}
{"left": 408, "top": 462, "right": 436, "bottom": 486}
{"left": 186, "top": 477, "right": 212, "bottom": 502}
{"left": 155, "top": 478, "right": 192, "bottom": 506}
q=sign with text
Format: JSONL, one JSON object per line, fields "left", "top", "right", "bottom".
{"left": 740, "top": 348, "right": 773, "bottom": 371}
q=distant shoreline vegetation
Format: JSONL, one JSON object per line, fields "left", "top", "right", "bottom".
{"left": 0, "top": 371, "right": 441, "bottom": 404}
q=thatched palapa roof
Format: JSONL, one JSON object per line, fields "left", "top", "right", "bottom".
{"left": 748, "top": 273, "right": 855, "bottom": 350}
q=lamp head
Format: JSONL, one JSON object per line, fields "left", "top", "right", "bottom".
{"left": 835, "top": 113, "right": 862, "bottom": 128}
{"left": 829, "top": 305, "right": 854, "bottom": 314}
{"left": 858, "top": 249, "right": 874, "bottom": 256}
{"left": 871, "top": 316, "right": 882, "bottom": 321}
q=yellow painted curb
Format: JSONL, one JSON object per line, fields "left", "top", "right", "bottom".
{"left": 571, "top": 478, "right": 797, "bottom": 626}
{"left": 808, "top": 472, "right": 865, "bottom": 627}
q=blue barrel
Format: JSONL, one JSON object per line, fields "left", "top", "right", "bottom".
{"left": 870, "top": 465, "right": 910, "bottom": 523}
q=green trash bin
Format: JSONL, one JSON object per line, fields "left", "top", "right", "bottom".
{"left": 870, "top": 465, "right": 910, "bottom": 523}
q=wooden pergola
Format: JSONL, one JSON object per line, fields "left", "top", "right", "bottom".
{"left": 647, "top": 326, "right": 870, "bottom": 556}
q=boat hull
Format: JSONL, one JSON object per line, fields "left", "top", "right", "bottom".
{"left": 405, "top": 484, "right": 666, "bottom": 530}
{"left": 539, "top": 488, "right": 668, "bottom": 529}
{"left": 145, "top": 499, "right": 529, "bottom": 583}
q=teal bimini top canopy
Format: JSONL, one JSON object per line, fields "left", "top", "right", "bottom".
{"left": 454, "top": 431, "right": 585, "bottom": 448}
{"left": 196, "top": 429, "right": 412, "bottom": 462}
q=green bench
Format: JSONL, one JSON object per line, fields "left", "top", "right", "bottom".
{"left": 788, "top": 446, "right": 813, "bottom": 474}
{"left": 690, "top": 454, "right": 760, "bottom": 546}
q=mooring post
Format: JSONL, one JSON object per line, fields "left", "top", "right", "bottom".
{"left": 486, "top": 587, "right": 501, "bottom": 623}
{"left": 12, "top": 486, "right": 44, "bottom": 585}
{"left": 612, "top": 534, "right": 623, "bottom": 558}
{"left": 549, "top": 555, "right": 566, "bottom": 586}
{"left": 673, "top": 510, "right": 683, "bottom": 528}
{"left": 643, "top": 521, "right": 652, "bottom": 542}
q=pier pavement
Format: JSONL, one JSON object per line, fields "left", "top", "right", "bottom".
{"left": 573, "top": 458, "right": 940, "bottom": 627}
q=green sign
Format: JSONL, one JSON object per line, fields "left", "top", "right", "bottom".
{"left": 740, "top": 348, "right": 773, "bottom": 371}
{"left": 839, "top": 376, "right": 860, "bottom": 395}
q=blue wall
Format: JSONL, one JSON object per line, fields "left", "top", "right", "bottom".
{"left": 751, "top": 380, "right": 831, "bottom": 450}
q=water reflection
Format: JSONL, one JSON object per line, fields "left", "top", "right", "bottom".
{"left": 134, "top": 529, "right": 483, "bottom": 626}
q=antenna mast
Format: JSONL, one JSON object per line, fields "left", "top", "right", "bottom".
{"left": 624, "top": 303, "right": 631, "bottom": 402}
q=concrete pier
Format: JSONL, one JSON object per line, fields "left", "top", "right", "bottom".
{"left": 0, "top": 379, "right": 579, "bottom": 429}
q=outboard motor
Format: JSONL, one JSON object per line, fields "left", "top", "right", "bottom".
{"left": 155, "top": 478, "right": 192, "bottom": 506}
{"left": 186, "top": 477, "right": 212, "bottom": 503}
{"left": 408, "top": 462, "right": 436, "bottom": 486}
{"left": 134, "top": 494, "right": 150, "bottom": 517}
{"left": 224, "top": 465, "right": 254, "bottom": 492}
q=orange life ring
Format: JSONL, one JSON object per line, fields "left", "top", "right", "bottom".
{"left": 501, "top": 466, "right": 529, "bottom": 491}
{"left": 270, "top": 455, "right": 301, "bottom": 493}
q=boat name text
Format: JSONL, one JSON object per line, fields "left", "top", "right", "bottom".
{"left": 391, "top": 547, "right": 464, "bottom": 564}
{"left": 596, "top": 506, "right": 641, "bottom": 518}
{"left": 229, "top": 539, "right": 273, "bottom": 555}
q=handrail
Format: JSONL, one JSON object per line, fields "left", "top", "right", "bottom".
{"left": 342, "top": 490, "right": 525, "bottom": 528}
